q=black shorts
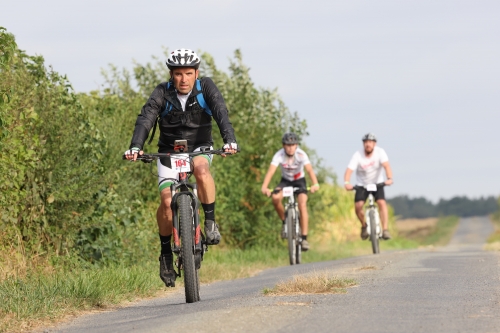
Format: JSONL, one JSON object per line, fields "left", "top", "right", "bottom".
{"left": 275, "top": 177, "right": 308, "bottom": 194}
{"left": 354, "top": 186, "right": 385, "bottom": 202}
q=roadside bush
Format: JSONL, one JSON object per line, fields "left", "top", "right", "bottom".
{"left": 0, "top": 28, "right": 108, "bottom": 270}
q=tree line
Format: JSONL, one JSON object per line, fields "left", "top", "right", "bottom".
{"left": 387, "top": 195, "right": 499, "bottom": 219}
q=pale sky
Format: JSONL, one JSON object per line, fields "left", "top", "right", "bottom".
{"left": 2, "top": 0, "right": 499, "bottom": 201}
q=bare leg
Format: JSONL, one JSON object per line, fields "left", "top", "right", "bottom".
{"left": 271, "top": 190, "right": 285, "bottom": 221}
{"left": 377, "top": 199, "right": 389, "bottom": 230}
{"left": 192, "top": 156, "right": 215, "bottom": 204}
{"left": 297, "top": 193, "right": 308, "bottom": 235}
{"left": 355, "top": 201, "right": 366, "bottom": 227}
{"left": 157, "top": 188, "right": 173, "bottom": 236}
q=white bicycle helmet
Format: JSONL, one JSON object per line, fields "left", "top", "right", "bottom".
{"left": 362, "top": 133, "right": 377, "bottom": 142}
{"left": 166, "top": 48, "right": 201, "bottom": 70}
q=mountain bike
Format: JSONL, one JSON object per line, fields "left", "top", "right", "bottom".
{"left": 354, "top": 183, "right": 385, "bottom": 254}
{"left": 273, "top": 186, "right": 309, "bottom": 265}
{"left": 125, "top": 146, "right": 233, "bottom": 303}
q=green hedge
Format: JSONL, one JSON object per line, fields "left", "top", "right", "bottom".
{"left": 1, "top": 28, "right": 332, "bottom": 267}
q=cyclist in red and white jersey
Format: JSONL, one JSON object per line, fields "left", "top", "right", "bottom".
{"left": 344, "top": 133, "right": 393, "bottom": 240}
{"left": 261, "top": 133, "right": 320, "bottom": 251}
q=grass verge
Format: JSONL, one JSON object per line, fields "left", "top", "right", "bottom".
{"left": 0, "top": 263, "right": 167, "bottom": 333}
{"left": 485, "top": 212, "right": 500, "bottom": 250}
{"left": 0, "top": 217, "right": 458, "bottom": 332}
{"left": 263, "top": 272, "right": 357, "bottom": 296}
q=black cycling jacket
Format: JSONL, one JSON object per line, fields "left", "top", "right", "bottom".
{"left": 129, "top": 77, "right": 237, "bottom": 152}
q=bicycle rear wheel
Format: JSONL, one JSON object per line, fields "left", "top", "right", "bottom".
{"left": 286, "top": 207, "right": 296, "bottom": 265}
{"left": 178, "top": 194, "right": 200, "bottom": 303}
{"left": 369, "top": 210, "right": 380, "bottom": 254}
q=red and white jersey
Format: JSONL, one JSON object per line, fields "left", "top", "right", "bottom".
{"left": 271, "top": 147, "right": 311, "bottom": 181}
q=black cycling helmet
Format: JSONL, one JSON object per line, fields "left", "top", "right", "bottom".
{"left": 282, "top": 132, "right": 300, "bottom": 145}
{"left": 362, "top": 133, "right": 377, "bottom": 142}
{"left": 166, "top": 48, "right": 201, "bottom": 70}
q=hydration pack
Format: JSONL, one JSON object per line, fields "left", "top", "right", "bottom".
{"left": 148, "top": 79, "right": 212, "bottom": 145}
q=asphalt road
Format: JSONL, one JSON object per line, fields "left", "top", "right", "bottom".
{"left": 51, "top": 216, "right": 500, "bottom": 333}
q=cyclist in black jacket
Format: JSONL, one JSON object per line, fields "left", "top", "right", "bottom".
{"left": 124, "top": 49, "right": 238, "bottom": 287}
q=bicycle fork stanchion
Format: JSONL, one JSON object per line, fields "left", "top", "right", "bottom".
{"left": 366, "top": 194, "right": 380, "bottom": 254}
{"left": 364, "top": 193, "right": 381, "bottom": 237}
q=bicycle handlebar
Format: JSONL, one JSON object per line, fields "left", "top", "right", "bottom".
{"left": 271, "top": 187, "right": 311, "bottom": 195}
{"left": 352, "top": 183, "right": 386, "bottom": 191}
{"left": 122, "top": 148, "right": 238, "bottom": 162}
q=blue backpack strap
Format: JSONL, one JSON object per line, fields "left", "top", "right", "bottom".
{"left": 195, "top": 79, "right": 212, "bottom": 116}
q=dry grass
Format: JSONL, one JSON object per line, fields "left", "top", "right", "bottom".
{"left": 484, "top": 242, "right": 500, "bottom": 251}
{"left": 275, "top": 301, "right": 311, "bottom": 306}
{"left": 357, "top": 265, "right": 377, "bottom": 271}
{"left": 486, "top": 214, "right": 500, "bottom": 251}
{"left": 395, "top": 218, "right": 438, "bottom": 240}
{"left": 0, "top": 243, "right": 57, "bottom": 281}
{"left": 263, "top": 272, "right": 357, "bottom": 296}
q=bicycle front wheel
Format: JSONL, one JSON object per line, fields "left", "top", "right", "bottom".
{"left": 369, "top": 210, "right": 380, "bottom": 254}
{"left": 295, "top": 210, "right": 302, "bottom": 264}
{"left": 178, "top": 194, "right": 200, "bottom": 303}
{"left": 286, "top": 207, "right": 296, "bottom": 265}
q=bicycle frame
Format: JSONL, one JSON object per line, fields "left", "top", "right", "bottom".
{"left": 353, "top": 183, "right": 385, "bottom": 254}
{"left": 283, "top": 188, "right": 300, "bottom": 237}
{"left": 124, "top": 147, "right": 236, "bottom": 303}
{"left": 279, "top": 186, "right": 306, "bottom": 265}
{"left": 125, "top": 148, "right": 230, "bottom": 273}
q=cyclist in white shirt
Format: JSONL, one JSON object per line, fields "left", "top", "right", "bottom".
{"left": 261, "top": 133, "right": 320, "bottom": 251}
{"left": 344, "top": 133, "right": 393, "bottom": 240}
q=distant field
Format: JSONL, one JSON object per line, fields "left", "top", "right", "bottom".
{"left": 395, "top": 216, "right": 459, "bottom": 246}
{"left": 396, "top": 218, "right": 439, "bottom": 239}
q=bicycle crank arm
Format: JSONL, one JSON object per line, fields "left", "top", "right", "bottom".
{"left": 174, "top": 256, "right": 182, "bottom": 278}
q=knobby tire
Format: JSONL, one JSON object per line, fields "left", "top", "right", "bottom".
{"left": 295, "top": 210, "right": 302, "bottom": 264}
{"left": 286, "top": 207, "right": 296, "bottom": 265}
{"left": 369, "top": 210, "right": 380, "bottom": 254}
{"left": 179, "top": 194, "right": 200, "bottom": 303}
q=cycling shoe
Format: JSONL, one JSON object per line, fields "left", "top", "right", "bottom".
{"left": 159, "top": 253, "right": 176, "bottom": 287}
{"left": 204, "top": 220, "right": 221, "bottom": 245}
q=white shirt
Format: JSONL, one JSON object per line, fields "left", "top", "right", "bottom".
{"left": 271, "top": 147, "right": 311, "bottom": 181}
{"left": 347, "top": 146, "right": 389, "bottom": 186}
{"left": 177, "top": 91, "right": 191, "bottom": 111}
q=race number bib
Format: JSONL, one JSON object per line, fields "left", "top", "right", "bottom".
{"left": 282, "top": 186, "right": 294, "bottom": 197}
{"left": 366, "top": 184, "right": 377, "bottom": 192}
{"left": 171, "top": 154, "right": 191, "bottom": 172}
